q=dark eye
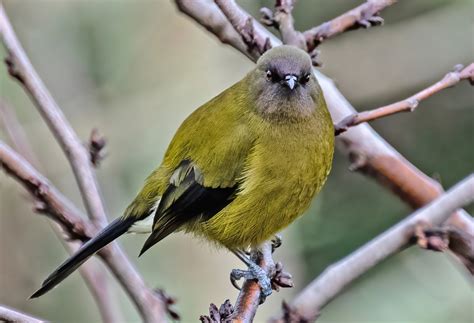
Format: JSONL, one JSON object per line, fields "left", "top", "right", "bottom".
{"left": 266, "top": 70, "right": 273, "bottom": 80}
{"left": 301, "top": 73, "right": 311, "bottom": 84}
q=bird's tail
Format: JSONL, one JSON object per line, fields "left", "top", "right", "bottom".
{"left": 30, "top": 216, "right": 136, "bottom": 298}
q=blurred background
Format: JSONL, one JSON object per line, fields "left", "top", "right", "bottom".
{"left": 1, "top": 0, "right": 473, "bottom": 322}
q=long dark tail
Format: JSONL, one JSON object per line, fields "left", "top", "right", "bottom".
{"left": 30, "top": 217, "right": 136, "bottom": 298}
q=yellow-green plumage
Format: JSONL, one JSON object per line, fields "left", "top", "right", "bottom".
{"left": 31, "top": 45, "right": 334, "bottom": 298}
{"left": 126, "top": 46, "right": 334, "bottom": 249}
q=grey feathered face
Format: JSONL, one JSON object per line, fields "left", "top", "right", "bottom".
{"left": 250, "top": 46, "right": 322, "bottom": 121}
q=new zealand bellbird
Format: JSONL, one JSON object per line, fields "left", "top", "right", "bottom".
{"left": 31, "top": 45, "right": 334, "bottom": 298}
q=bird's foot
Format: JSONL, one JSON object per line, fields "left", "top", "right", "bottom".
{"left": 230, "top": 260, "right": 272, "bottom": 302}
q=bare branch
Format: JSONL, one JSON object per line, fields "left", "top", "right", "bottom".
{"left": 416, "top": 225, "right": 474, "bottom": 274}
{"left": 0, "top": 102, "right": 119, "bottom": 323}
{"left": 88, "top": 128, "right": 107, "bottom": 167}
{"left": 0, "top": 3, "right": 106, "bottom": 227}
{"left": 303, "top": 0, "right": 397, "bottom": 52}
{"left": 272, "top": 174, "right": 474, "bottom": 322}
{"left": 335, "top": 63, "right": 474, "bottom": 135}
{"left": 260, "top": 0, "right": 305, "bottom": 49}
{"left": 0, "top": 141, "right": 167, "bottom": 322}
{"left": 0, "top": 305, "right": 46, "bottom": 323}
{"left": 214, "top": 0, "right": 272, "bottom": 56}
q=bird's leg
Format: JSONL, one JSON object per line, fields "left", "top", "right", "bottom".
{"left": 230, "top": 249, "right": 272, "bottom": 299}
{"left": 271, "top": 234, "right": 282, "bottom": 252}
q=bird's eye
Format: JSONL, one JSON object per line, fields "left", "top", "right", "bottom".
{"left": 301, "top": 73, "right": 311, "bottom": 84}
{"left": 266, "top": 70, "right": 273, "bottom": 80}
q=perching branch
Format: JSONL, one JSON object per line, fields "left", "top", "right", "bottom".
{"left": 303, "top": 0, "right": 396, "bottom": 52}
{"left": 232, "top": 243, "right": 275, "bottom": 323}
{"left": 335, "top": 63, "right": 474, "bottom": 135}
{"left": 0, "top": 101, "right": 119, "bottom": 323}
{"left": 0, "top": 144, "right": 167, "bottom": 321}
{"left": 0, "top": 305, "right": 46, "bottom": 323}
{"left": 272, "top": 174, "right": 474, "bottom": 322}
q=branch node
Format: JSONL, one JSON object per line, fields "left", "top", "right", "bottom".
{"left": 260, "top": 7, "right": 276, "bottom": 27}
{"left": 88, "top": 128, "right": 107, "bottom": 167}
{"left": 199, "top": 299, "right": 234, "bottom": 323}
{"left": 270, "top": 300, "right": 315, "bottom": 323}
{"left": 272, "top": 262, "right": 294, "bottom": 291}
{"left": 4, "top": 54, "right": 24, "bottom": 84}
{"left": 348, "top": 152, "right": 367, "bottom": 171}
{"left": 356, "top": 14, "right": 384, "bottom": 29}
{"left": 309, "top": 48, "right": 323, "bottom": 67}
{"left": 154, "top": 288, "right": 180, "bottom": 320}
{"left": 406, "top": 98, "right": 419, "bottom": 111}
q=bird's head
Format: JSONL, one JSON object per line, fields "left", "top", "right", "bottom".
{"left": 248, "top": 45, "right": 323, "bottom": 121}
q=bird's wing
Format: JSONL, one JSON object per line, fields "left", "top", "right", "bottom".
{"left": 139, "top": 159, "right": 238, "bottom": 255}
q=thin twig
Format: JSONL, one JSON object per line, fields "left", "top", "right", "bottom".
{"left": 335, "top": 63, "right": 474, "bottom": 135}
{"left": 303, "top": 0, "right": 397, "bottom": 52}
{"left": 0, "top": 141, "right": 167, "bottom": 322}
{"left": 260, "top": 0, "right": 305, "bottom": 49}
{"left": 416, "top": 226, "right": 474, "bottom": 275}
{"left": 0, "top": 3, "right": 106, "bottom": 227}
{"left": 0, "top": 305, "right": 46, "bottom": 323}
{"left": 272, "top": 174, "right": 474, "bottom": 322}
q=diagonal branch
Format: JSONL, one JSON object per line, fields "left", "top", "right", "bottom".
{"left": 0, "top": 3, "right": 106, "bottom": 227}
{"left": 0, "top": 100, "right": 119, "bottom": 323}
{"left": 0, "top": 305, "right": 46, "bottom": 323}
{"left": 335, "top": 63, "right": 474, "bottom": 135}
{"left": 0, "top": 141, "right": 167, "bottom": 322}
{"left": 272, "top": 174, "right": 474, "bottom": 321}
{"left": 303, "top": 0, "right": 397, "bottom": 52}
{"left": 214, "top": 0, "right": 272, "bottom": 56}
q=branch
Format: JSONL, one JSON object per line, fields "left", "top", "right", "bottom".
{"left": 174, "top": 0, "right": 474, "bottom": 235}
{"left": 232, "top": 243, "right": 274, "bottom": 322}
{"left": 303, "top": 0, "right": 396, "bottom": 52}
{"left": 0, "top": 101, "right": 119, "bottom": 323}
{"left": 335, "top": 63, "right": 474, "bottom": 135}
{"left": 0, "top": 141, "right": 167, "bottom": 322}
{"left": 214, "top": 0, "right": 272, "bottom": 56}
{"left": 0, "top": 3, "right": 106, "bottom": 227}
{"left": 416, "top": 226, "right": 474, "bottom": 275}
{"left": 272, "top": 174, "right": 474, "bottom": 322}
{"left": 260, "top": 0, "right": 305, "bottom": 49}
{"left": 0, "top": 305, "right": 46, "bottom": 323}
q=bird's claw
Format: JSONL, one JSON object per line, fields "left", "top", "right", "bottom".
{"left": 230, "top": 262, "right": 272, "bottom": 303}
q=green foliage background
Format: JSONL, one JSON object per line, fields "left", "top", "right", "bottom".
{"left": 1, "top": 1, "right": 473, "bottom": 322}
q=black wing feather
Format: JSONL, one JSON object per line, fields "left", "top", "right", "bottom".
{"left": 139, "top": 160, "right": 236, "bottom": 255}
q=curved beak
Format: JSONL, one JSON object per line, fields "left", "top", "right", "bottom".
{"left": 284, "top": 75, "right": 297, "bottom": 90}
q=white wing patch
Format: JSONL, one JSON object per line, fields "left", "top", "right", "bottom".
{"left": 127, "top": 198, "right": 161, "bottom": 234}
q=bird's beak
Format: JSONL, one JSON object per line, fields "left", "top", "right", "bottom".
{"left": 284, "top": 75, "right": 297, "bottom": 90}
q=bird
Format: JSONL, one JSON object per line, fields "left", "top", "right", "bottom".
{"left": 31, "top": 45, "right": 335, "bottom": 299}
